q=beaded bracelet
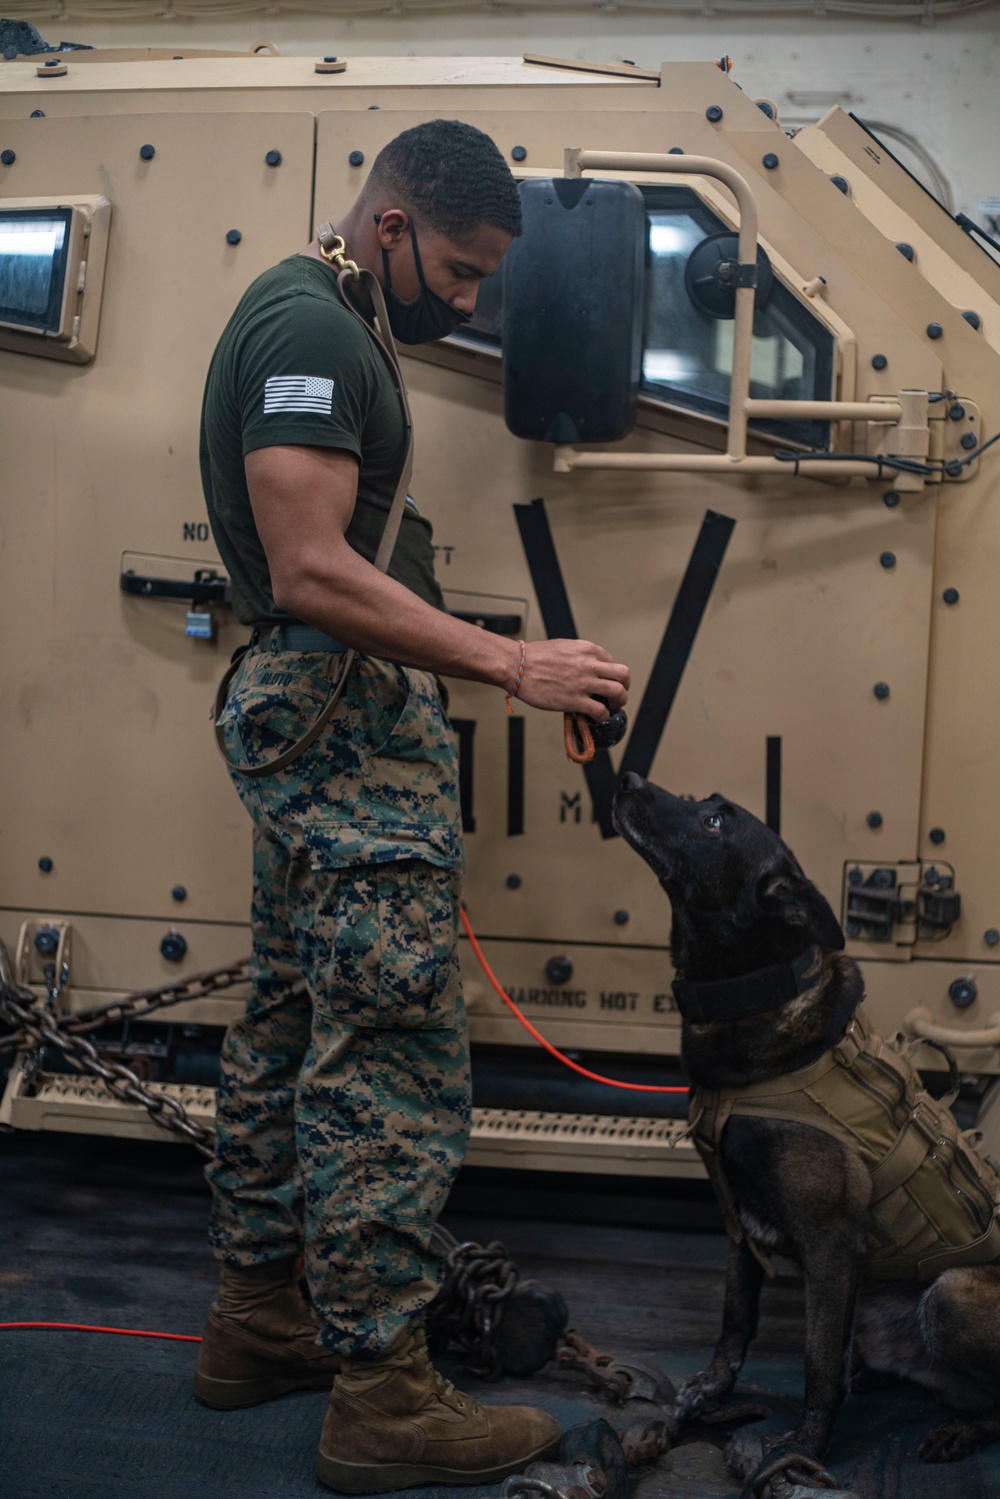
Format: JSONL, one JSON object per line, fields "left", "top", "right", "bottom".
{"left": 505, "top": 640, "right": 527, "bottom": 714}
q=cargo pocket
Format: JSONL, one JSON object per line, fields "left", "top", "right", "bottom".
{"left": 355, "top": 662, "right": 463, "bottom": 834}
{"left": 304, "top": 823, "right": 462, "bottom": 1031}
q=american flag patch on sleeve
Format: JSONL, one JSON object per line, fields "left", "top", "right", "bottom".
{"left": 263, "top": 375, "right": 335, "bottom": 414}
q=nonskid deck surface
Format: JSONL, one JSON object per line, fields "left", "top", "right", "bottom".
{"left": 1, "top": 1133, "right": 998, "bottom": 1499}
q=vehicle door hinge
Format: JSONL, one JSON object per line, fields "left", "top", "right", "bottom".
{"left": 14, "top": 919, "right": 73, "bottom": 1013}
{"left": 842, "top": 862, "right": 960, "bottom": 949}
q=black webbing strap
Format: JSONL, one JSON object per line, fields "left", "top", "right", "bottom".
{"left": 513, "top": 501, "right": 737, "bottom": 838}
{"left": 766, "top": 735, "right": 782, "bottom": 835}
{"left": 618, "top": 509, "right": 736, "bottom": 784}
{"left": 513, "top": 498, "right": 619, "bottom": 837}
{"left": 507, "top": 715, "right": 525, "bottom": 837}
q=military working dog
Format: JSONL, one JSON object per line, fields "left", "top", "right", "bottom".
{"left": 613, "top": 771, "right": 1000, "bottom": 1466}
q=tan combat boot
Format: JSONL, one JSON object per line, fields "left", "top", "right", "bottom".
{"left": 315, "top": 1326, "right": 561, "bottom": 1493}
{"left": 194, "top": 1258, "right": 343, "bottom": 1409}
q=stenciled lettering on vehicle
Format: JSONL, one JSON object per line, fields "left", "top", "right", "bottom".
{"left": 502, "top": 985, "right": 588, "bottom": 1009}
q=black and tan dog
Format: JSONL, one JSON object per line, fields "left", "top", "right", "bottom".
{"left": 613, "top": 771, "right": 1000, "bottom": 1468}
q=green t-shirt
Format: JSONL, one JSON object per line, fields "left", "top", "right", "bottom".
{"left": 200, "top": 254, "right": 445, "bottom": 626}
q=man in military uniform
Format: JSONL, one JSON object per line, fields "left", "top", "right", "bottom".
{"left": 196, "top": 119, "right": 630, "bottom": 1492}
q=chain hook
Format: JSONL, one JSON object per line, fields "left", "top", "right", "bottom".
{"left": 42, "top": 958, "right": 69, "bottom": 1012}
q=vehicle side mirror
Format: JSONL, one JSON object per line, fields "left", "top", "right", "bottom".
{"left": 502, "top": 177, "right": 645, "bottom": 444}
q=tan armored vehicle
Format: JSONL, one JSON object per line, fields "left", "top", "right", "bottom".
{"left": 2, "top": 46, "right": 999, "bottom": 1178}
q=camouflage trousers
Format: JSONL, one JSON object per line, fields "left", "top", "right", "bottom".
{"left": 207, "top": 642, "right": 471, "bottom": 1358}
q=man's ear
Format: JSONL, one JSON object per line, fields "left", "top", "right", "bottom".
{"left": 760, "top": 870, "right": 846, "bottom": 951}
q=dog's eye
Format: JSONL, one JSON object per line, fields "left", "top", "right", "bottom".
{"left": 702, "top": 813, "right": 723, "bottom": 833}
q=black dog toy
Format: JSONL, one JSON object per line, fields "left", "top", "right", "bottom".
{"left": 565, "top": 697, "right": 628, "bottom": 764}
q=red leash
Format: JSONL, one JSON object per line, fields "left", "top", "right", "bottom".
{"left": 460, "top": 907, "right": 687, "bottom": 1094}
{"left": 0, "top": 1321, "right": 201, "bottom": 1341}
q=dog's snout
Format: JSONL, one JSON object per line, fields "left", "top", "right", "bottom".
{"left": 617, "top": 772, "right": 645, "bottom": 796}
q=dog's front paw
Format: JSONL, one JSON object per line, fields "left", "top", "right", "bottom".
{"left": 674, "top": 1368, "right": 734, "bottom": 1421}
{"left": 919, "top": 1414, "right": 999, "bottom": 1463}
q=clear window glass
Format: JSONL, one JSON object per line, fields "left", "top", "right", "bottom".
{"left": 641, "top": 188, "right": 833, "bottom": 446}
{"left": 0, "top": 208, "right": 73, "bottom": 334}
{"left": 450, "top": 185, "right": 835, "bottom": 449}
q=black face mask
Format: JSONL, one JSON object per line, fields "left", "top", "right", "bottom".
{"left": 376, "top": 216, "right": 472, "bottom": 344}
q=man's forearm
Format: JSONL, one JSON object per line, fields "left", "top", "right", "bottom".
{"left": 248, "top": 446, "right": 629, "bottom": 718}
{"left": 277, "top": 542, "right": 521, "bottom": 688}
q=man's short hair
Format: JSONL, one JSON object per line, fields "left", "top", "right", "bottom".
{"left": 366, "top": 119, "right": 522, "bottom": 241}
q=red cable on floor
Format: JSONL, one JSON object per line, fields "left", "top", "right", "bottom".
{"left": 460, "top": 907, "right": 688, "bottom": 1094}
{"left": 0, "top": 1322, "right": 201, "bottom": 1341}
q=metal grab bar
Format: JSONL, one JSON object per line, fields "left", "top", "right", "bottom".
{"left": 555, "top": 451, "right": 885, "bottom": 476}
{"left": 559, "top": 149, "right": 928, "bottom": 486}
{"left": 744, "top": 399, "right": 902, "bottom": 422}
{"left": 906, "top": 1007, "right": 1000, "bottom": 1050}
{"left": 566, "top": 148, "right": 758, "bottom": 460}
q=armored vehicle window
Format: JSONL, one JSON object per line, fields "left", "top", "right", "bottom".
{"left": 0, "top": 196, "right": 110, "bottom": 364}
{"left": 451, "top": 184, "right": 835, "bottom": 449}
{"left": 0, "top": 208, "right": 72, "bottom": 334}
{"left": 641, "top": 187, "right": 834, "bottom": 448}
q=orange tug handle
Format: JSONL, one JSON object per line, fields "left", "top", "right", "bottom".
{"left": 460, "top": 907, "right": 688, "bottom": 1094}
{"left": 564, "top": 713, "right": 595, "bottom": 765}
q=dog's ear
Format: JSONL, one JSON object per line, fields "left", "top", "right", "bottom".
{"left": 760, "top": 870, "right": 846, "bottom": 951}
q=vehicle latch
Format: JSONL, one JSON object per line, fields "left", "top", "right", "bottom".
{"left": 918, "top": 867, "right": 961, "bottom": 931}
{"left": 843, "top": 862, "right": 960, "bottom": 946}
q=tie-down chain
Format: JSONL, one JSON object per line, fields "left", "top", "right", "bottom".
{"left": 0, "top": 945, "right": 856, "bottom": 1498}
{"left": 496, "top": 1330, "right": 853, "bottom": 1499}
{"left": 0, "top": 939, "right": 250, "bottom": 1155}
{"left": 423, "top": 1242, "right": 848, "bottom": 1499}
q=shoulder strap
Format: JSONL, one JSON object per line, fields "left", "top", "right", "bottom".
{"left": 213, "top": 228, "right": 413, "bottom": 779}
{"left": 321, "top": 226, "right": 415, "bottom": 572}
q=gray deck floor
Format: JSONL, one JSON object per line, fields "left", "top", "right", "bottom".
{"left": 2, "top": 1131, "right": 998, "bottom": 1499}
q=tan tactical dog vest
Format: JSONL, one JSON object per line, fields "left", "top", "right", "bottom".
{"left": 690, "top": 1007, "right": 1000, "bottom": 1280}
